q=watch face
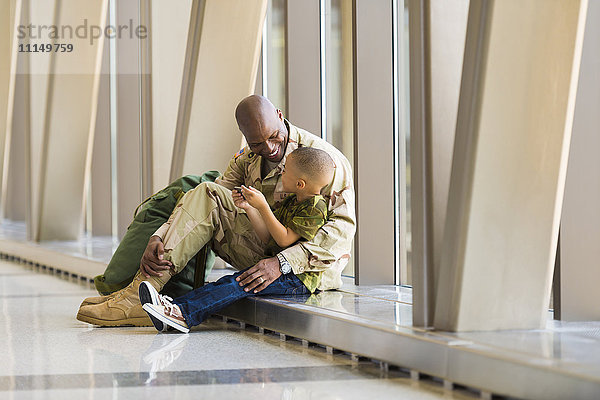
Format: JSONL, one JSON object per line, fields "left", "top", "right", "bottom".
{"left": 278, "top": 256, "right": 291, "bottom": 274}
{"left": 277, "top": 254, "right": 289, "bottom": 273}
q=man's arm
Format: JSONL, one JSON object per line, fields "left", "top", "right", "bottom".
{"left": 281, "top": 186, "right": 356, "bottom": 275}
{"left": 215, "top": 148, "right": 249, "bottom": 190}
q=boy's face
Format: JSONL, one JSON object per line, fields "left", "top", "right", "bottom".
{"left": 281, "top": 158, "right": 302, "bottom": 193}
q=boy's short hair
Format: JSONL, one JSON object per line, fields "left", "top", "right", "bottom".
{"left": 288, "top": 147, "right": 334, "bottom": 184}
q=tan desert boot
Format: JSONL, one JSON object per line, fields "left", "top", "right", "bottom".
{"left": 80, "top": 293, "right": 116, "bottom": 307}
{"left": 76, "top": 269, "right": 172, "bottom": 327}
{"left": 79, "top": 272, "right": 147, "bottom": 306}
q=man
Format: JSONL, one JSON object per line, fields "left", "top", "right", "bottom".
{"left": 76, "top": 95, "right": 356, "bottom": 327}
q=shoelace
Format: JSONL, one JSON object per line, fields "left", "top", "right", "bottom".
{"left": 159, "top": 295, "right": 181, "bottom": 319}
{"left": 158, "top": 294, "right": 173, "bottom": 306}
{"left": 110, "top": 281, "right": 135, "bottom": 302}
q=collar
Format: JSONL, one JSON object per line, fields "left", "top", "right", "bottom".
{"left": 279, "top": 120, "right": 300, "bottom": 166}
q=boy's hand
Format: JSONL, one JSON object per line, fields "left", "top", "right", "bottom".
{"left": 241, "top": 185, "right": 269, "bottom": 211}
{"left": 232, "top": 189, "right": 251, "bottom": 210}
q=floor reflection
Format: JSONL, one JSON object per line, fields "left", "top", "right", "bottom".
{"left": 141, "top": 334, "right": 189, "bottom": 384}
{"left": 266, "top": 290, "right": 413, "bottom": 327}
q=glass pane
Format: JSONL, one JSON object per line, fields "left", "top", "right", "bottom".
{"left": 266, "top": 0, "right": 287, "bottom": 114}
{"left": 394, "top": 0, "right": 411, "bottom": 285}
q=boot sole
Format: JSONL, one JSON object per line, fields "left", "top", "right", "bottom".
{"left": 76, "top": 310, "right": 153, "bottom": 327}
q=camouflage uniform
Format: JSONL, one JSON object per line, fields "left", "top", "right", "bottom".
{"left": 264, "top": 194, "right": 328, "bottom": 292}
{"left": 155, "top": 120, "right": 356, "bottom": 291}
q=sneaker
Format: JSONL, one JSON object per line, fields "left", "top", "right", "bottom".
{"left": 142, "top": 303, "right": 190, "bottom": 334}
{"left": 139, "top": 281, "right": 169, "bottom": 332}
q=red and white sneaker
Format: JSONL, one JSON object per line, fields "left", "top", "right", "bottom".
{"left": 142, "top": 302, "right": 190, "bottom": 334}
{"left": 139, "top": 281, "right": 178, "bottom": 332}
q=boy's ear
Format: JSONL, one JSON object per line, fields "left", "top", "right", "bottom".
{"left": 297, "top": 179, "right": 306, "bottom": 189}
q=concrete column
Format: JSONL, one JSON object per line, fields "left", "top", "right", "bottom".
{"left": 4, "top": 70, "right": 28, "bottom": 222}
{"left": 25, "top": 0, "right": 56, "bottom": 239}
{"left": 560, "top": 0, "right": 600, "bottom": 321}
{"left": 90, "top": 31, "right": 112, "bottom": 237}
{"left": 434, "top": 0, "right": 588, "bottom": 331}
{"left": 409, "top": 0, "right": 470, "bottom": 327}
{"left": 0, "top": 0, "right": 21, "bottom": 219}
{"left": 353, "top": 0, "right": 394, "bottom": 285}
{"left": 36, "top": 0, "right": 109, "bottom": 240}
{"left": 149, "top": 0, "right": 193, "bottom": 192}
{"left": 114, "top": 0, "right": 143, "bottom": 238}
{"left": 4, "top": 0, "right": 29, "bottom": 222}
{"left": 429, "top": 0, "right": 469, "bottom": 291}
{"left": 170, "top": 0, "right": 267, "bottom": 179}
{"left": 408, "top": 0, "right": 435, "bottom": 327}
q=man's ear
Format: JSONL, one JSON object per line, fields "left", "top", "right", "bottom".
{"left": 297, "top": 179, "right": 306, "bottom": 189}
{"left": 276, "top": 108, "right": 284, "bottom": 121}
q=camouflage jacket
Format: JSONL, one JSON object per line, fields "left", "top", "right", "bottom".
{"left": 216, "top": 120, "right": 356, "bottom": 290}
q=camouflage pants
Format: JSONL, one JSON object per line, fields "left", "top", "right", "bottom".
{"left": 162, "top": 182, "right": 267, "bottom": 274}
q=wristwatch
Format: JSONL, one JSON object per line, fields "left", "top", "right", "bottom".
{"left": 276, "top": 253, "right": 292, "bottom": 274}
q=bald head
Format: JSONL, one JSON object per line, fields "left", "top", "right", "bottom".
{"left": 235, "top": 95, "right": 276, "bottom": 132}
{"left": 235, "top": 95, "right": 289, "bottom": 162}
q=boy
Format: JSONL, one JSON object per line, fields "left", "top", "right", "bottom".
{"left": 139, "top": 147, "right": 334, "bottom": 333}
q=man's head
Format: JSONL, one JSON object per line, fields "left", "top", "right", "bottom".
{"left": 281, "top": 147, "right": 335, "bottom": 194}
{"left": 235, "top": 95, "right": 288, "bottom": 163}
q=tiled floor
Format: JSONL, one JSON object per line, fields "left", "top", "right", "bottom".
{"left": 0, "top": 261, "right": 478, "bottom": 399}
{"left": 0, "top": 220, "right": 117, "bottom": 264}
{"left": 2, "top": 220, "right": 600, "bottom": 398}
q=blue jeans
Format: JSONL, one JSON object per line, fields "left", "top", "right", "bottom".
{"left": 173, "top": 269, "right": 310, "bottom": 327}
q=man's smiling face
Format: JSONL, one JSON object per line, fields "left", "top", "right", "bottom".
{"left": 243, "top": 110, "right": 288, "bottom": 163}
{"left": 236, "top": 96, "right": 289, "bottom": 163}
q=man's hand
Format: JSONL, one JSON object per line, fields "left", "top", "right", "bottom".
{"left": 140, "top": 235, "right": 173, "bottom": 278}
{"left": 236, "top": 256, "right": 282, "bottom": 293}
{"left": 232, "top": 189, "right": 252, "bottom": 210}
